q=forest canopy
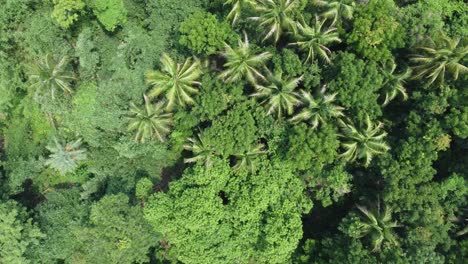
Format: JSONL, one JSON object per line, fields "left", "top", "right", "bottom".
{"left": 0, "top": 0, "right": 467, "bottom": 263}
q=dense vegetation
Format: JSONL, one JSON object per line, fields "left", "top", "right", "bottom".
{"left": 0, "top": 0, "right": 466, "bottom": 263}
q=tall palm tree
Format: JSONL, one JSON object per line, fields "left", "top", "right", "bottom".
{"left": 219, "top": 34, "right": 272, "bottom": 84}
{"left": 225, "top": 0, "right": 254, "bottom": 25}
{"left": 184, "top": 132, "right": 219, "bottom": 168}
{"left": 290, "top": 17, "right": 341, "bottom": 64}
{"left": 290, "top": 86, "right": 345, "bottom": 129}
{"left": 351, "top": 203, "right": 399, "bottom": 252}
{"left": 249, "top": 0, "right": 300, "bottom": 43}
{"left": 233, "top": 142, "right": 267, "bottom": 172}
{"left": 29, "top": 54, "right": 75, "bottom": 100}
{"left": 46, "top": 138, "right": 87, "bottom": 175}
{"left": 313, "top": 0, "right": 355, "bottom": 25}
{"left": 410, "top": 33, "right": 467, "bottom": 85}
{"left": 251, "top": 69, "right": 303, "bottom": 119}
{"left": 380, "top": 60, "right": 411, "bottom": 106}
{"left": 146, "top": 53, "right": 202, "bottom": 110}
{"left": 339, "top": 115, "right": 390, "bottom": 166}
{"left": 127, "top": 95, "right": 173, "bottom": 143}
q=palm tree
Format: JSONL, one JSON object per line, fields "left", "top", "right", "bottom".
{"left": 290, "top": 86, "right": 345, "bottom": 129}
{"left": 249, "top": 0, "right": 300, "bottom": 43}
{"left": 290, "top": 17, "right": 341, "bottom": 64}
{"left": 251, "top": 69, "right": 303, "bottom": 119}
{"left": 313, "top": 0, "right": 355, "bottom": 25}
{"left": 338, "top": 115, "right": 390, "bottom": 166}
{"left": 183, "top": 132, "right": 219, "bottom": 168}
{"left": 351, "top": 203, "right": 399, "bottom": 252}
{"left": 410, "top": 33, "right": 467, "bottom": 85}
{"left": 127, "top": 95, "right": 173, "bottom": 143}
{"left": 146, "top": 53, "right": 202, "bottom": 110}
{"left": 225, "top": 0, "right": 254, "bottom": 25}
{"left": 29, "top": 54, "right": 75, "bottom": 100}
{"left": 380, "top": 60, "right": 411, "bottom": 106}
{"left": 45, "top": 138, "right": 87, "bottom": 175}
{"left": 219, "top": 34, "right": 272, "bottom": 84}
{"left": 233, "top": 142, "right": 267, "bottom": 172}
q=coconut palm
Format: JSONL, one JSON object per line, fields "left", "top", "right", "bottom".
{"left": 290, "top": 86, "right": 345, "bottom": 129}
{"left": 219, "top": 34, "right": 272, "bottom": 84}
{"left": 249, "top": 0, "right": 300, "bottom": 43}
{"left": 127, "top": 95, "right": 173, "bottom": 143}
{"left": 313, "top": 0, "right": 355, "bottom": 25}
{"left": 251, "top": 69, "right": 303, "bottom": 119}
{"left": 233, "top": 142, "right": 267, "bottom": 172}
{"left": 146, "top": 53, "right": 202, "bottom": 110}
{"left": 352, "top": 204, "right": 399, "bottom": 252}
{"left": 290, "top": 17, "right": 341, "bottom": 63}
{"left": 46, "top": 138, "right": 87, "bottom": 175}
{"left": 184, "top": 132, "right": 219, "bottom": 168}
{"left": 380, "top": 60, "right": 411, "bottom": 106}
{"left": 29, "top": 54, "right": 75, "bottom": 100}
{"left": 225, "top": 0, "right": 255, "bottom": 25}
{"left": 338, "top": 115, "right": 390, "bottom": 166}
{"left": 410, "top": 33, "right": 467, "bottom": 86}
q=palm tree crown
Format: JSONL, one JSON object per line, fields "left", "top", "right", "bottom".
{"left": 45, "top": 138, "right": 87, "bottom": 175}
{"left": 251, "top": 69, "right": 303, "bottom": 119}
{"left": 225, "top": 0, "right": 254, "bottom": 25}
{"left": 29, "top": 54, "right": 75, "bottom": 100}
{"left": 290, "top": 17, "right": 341, "bottom": 64}
{"left": 127, "top": 95, "right": 173, "bottom": 143}
{"left": 219, "top": 34, "right": 272, "bottom": 84}
{"left": 233, "top": 142, "right": 267, "bottom": 173}
{"left": 146, "top": 53, "right": 202, "bottom": 110}
{"left": 380, "top": 60, "right": 411, "bottom": 106}
{"left": 410, "top": 33, "right": 467, "bottom": 85}
{"left": 249, "top": 0, "right": 300, "bottom": 43}
{"left": 339, "top": 115, "right": 390, "bottom": 166}
{"left": 313, "top": 0, "right": 355, "bottom": 25}
{"left": 183, "top": 132, "right": 219, "bottom": 168}
{"left": 351, "top": 204, "right": 399, "bottom": 252}
{"left": 290, "top": 86, "right": 345, "bottom": 129}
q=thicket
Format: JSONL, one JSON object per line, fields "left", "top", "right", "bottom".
{"left": 0, "top": 0, "right": 466, "bottom": 263}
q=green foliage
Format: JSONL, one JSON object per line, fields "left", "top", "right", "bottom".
{"left": 313, "top": 0, "right": 355, "bottom": 25}
{"left": 0, "top": 200, "right": 44, "bottom": 264}
{"left": 347, "top": 0, "right": 405, "bottom": 62}
{"left": 144, "top": 160, "right": 312, "bottom": 263}
{"left": 285, "top": 123, "right": 340, "bottom": 171}
{"left": 89, "top": 0, "right": 127, "bottom": 31}
{"left": 327, "top": 52, "right": 384, "bottom": 122}
{"left": 179, "top": 11, "right": 234, "bottom": 55}
{"left": 135, "top": 178, "right": 153, "bottom": 201}
{"left": 305, "top": 164, "right": 352, "bottom": 207}
{"left": 51, "top": 0, "right": 86, "bottom": 29}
